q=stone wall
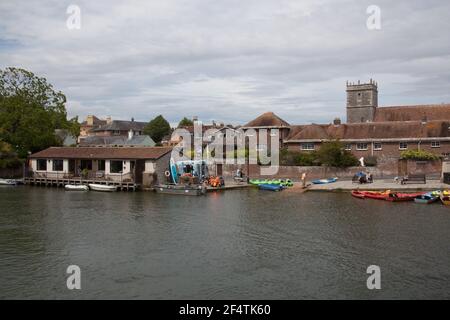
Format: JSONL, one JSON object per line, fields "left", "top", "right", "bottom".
{"left": 214, "top": 160, "right": 442, "bottom": 181}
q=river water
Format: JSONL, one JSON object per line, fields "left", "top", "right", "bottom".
{"left": 1, "top": 186, "right": 450, "bottom": 299}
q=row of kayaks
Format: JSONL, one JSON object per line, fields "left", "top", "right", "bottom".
{"left": 249, "top": 179, "right": 294, "bottom": 192}
{"left": 351, "top": 190, "right": 450, "bottom": 205}
{"left": 65, "top": 184, "right": 117, "bottom": 192}
{"left": 0, "top": 178, "right": 23, "bottom": 186}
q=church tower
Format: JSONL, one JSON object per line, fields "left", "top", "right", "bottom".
{"left": 346, "top": 79, "right": 378, "bottom": 123}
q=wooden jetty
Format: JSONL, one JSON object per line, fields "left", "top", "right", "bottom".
{"left": 24, "top": 177, "right": 139, "bottom": 191}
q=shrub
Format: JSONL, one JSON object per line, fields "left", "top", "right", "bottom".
{"left": 315, "top": 140, "right": 359, "bottom": 167}
{"left": 400, "top": 150, "right": 440, "bottom": 161}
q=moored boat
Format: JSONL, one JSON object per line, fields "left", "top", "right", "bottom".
{"left": 352, "top": 190, "right": 390, "bottom": 200}
{"left": 0, "top": 178, "right": 17, "bottom": 186}
{"left": 386, "top": 192, "right": 426, "bottom": 202}
{"left": 440, "top": 191, "right": 450, "bottom": 206}
{"left": 258, "top": 183, "right": 284, "bottom": 191}
{"left": 65, "top": 184, "right": 89, "bottom": 191}
{"left": 88, "top": 184, "right": 117, "bottom": 192}
{"left": 351, "top": 190, "right": 366, "bottom": 199}
{"left": 414, "top": 191, "right": 439, "bottom": 204}
{"left": 154, "top": 184, "right": 206, "bottom": 196}
{"left": 312, "top": 177, "right": 338, "bottom": 185}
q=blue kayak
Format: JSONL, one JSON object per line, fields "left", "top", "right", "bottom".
{"left": 312, "top": 177, "right": 338, "bottom": 185}
{"left": 258, "top": 184, "right": 284, "bottom": 191}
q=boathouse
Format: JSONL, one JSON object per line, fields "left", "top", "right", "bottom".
{"left": 27, "top": 146, "right": 173, "bottom": 189}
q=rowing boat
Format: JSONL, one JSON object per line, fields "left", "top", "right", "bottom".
{"left": 312, "top": 177, "right": 338, "bottom": 184}
{"left": 414, "top": 191, "right": 440, "bottom": 204}
{"left": 88, "top": 184, "right": 117, "bottom": 192}
{"left": 0, "top": 178, "right": 17, "bottom": 186}
{"left": 386, "top": 192, "right": 426, "bottom": 202}
{"left": 65, "top": 184, "right": 89, "bottom": 191}
{"left": 258, "top": 184, "right": 284, "bottom": 191}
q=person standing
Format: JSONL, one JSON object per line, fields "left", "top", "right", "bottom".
{"left": 301, "top": 172, "right": 307, "bottom": 188}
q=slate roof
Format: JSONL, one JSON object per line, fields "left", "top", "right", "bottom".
{"left": 92, "top": 120, "right": 147, "bottom": 132}
{"left": 79, "top": 135, "right": 155, "bottom": 147}
{"left": 30, "top": 147, "right": 172, "bottom": 160}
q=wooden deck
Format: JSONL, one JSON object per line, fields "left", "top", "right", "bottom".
{"left": 24, "top": 177, "right": 139, "bottom": 191}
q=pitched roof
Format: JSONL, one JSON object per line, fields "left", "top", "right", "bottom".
{"left": 93, "top": 120, "right": 147, "bottom": 132}
{"left": 79, "top": 135, "right": 155, "bottom": 147}
{"left": 30, "top": 147, "right": 172, "bottom": 160}
{"left": 81, "top": 116, "right": 107, "bottom": 126}
{"left": 286, "top": 120, "right": 450, "bottom": 141}
{"left": 242, "top": 112, "right": 290, "bottom": 127}
{"left": 374, "top": 104, "right": 450, "bottom": 122}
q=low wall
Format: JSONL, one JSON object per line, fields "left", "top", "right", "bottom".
{"left": 214, "top": 161, "right": 442, "bottom": 181}
{"left": 0, "top": 166, "right": 23, "bottom": 178}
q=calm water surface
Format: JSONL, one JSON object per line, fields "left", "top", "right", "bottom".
{"left": 1, "top": 186, "right": 450, "bottom": 299}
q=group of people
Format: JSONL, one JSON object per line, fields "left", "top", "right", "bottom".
{"left": 355, "top": 171, "right": 373, "bottom": 184}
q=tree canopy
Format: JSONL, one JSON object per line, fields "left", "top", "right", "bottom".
{"left": 0, "top": 67, "right": 80, "bottom": 157}
{"left": 143, "top": 115, "right": 171, "bottom": 143}
{"left": 177, "top": 117, "right": 194, "bottom": 127}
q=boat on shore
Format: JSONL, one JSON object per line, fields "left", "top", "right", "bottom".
{"left": 88, "top": 184, "right": 117, "bottom": 192}
{"left": 65, "top": 184, "right": 89, "bottom": 191}
{"left": 312, "top": 177, "right": 338, "bottom": 185}
{"left": 154, "top": 184, "right": 206, "bottom": 196}
{"left": 249, "top": 179, "right": 293, "bottom": 187}
{"left": 0, "top": 178, "right": 17, "bottom": 186}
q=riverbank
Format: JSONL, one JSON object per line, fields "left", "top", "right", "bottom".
{"left": 306, "top": 179, "right": 447, "bottom": 192}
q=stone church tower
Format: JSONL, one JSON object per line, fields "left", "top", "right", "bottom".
{"left": 346, "top": 80, "right": 378, "bottom": 123}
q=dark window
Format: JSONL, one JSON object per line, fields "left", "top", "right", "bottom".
{"left": 110, "top": 160, "right": 123, "bottom": 173}
{"left": 37, "top": 159, "right": 47, "bottom": 171}
{"left": 80, "top": 160, "right": 92, "bottom": 170}
{"left": 52, "top": 160, "right": 64, "bottom": 171}
{"left": 98, "top": 160, "right": 105, "bottom": 171}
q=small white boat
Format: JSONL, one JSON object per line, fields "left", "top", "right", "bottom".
{"left": 65, "top": 184, "right": 89, "bottom": 191}
{"left": 0, "top": 179, "right": 17, "bottom": 186}
{"left": 88, "top": 183, "right": 117, "bottom": 192}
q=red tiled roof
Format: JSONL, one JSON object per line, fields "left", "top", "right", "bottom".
{"left": 243, "top": 112, "right": 290, "bottom": 127}
{"left": 374, "top": 104, "right": 450, "bottom": 122}
{"left": 286, "top": 120, "right": 450, "bottom": 141}
{"left": 30, "top": 147, "right": 173, "bottom": 160}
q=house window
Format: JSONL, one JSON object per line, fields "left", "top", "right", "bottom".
{"left": 52, "top": 159, "right": 64, "bottom": 171}
{"left": 113, "top": 130, "right": 121, "bottom": 135}
{"left": 37, "top": 159, "right": 47, "bottom": 171}
{"left": 431, "top": 141, "right": 440, "bottom": 148}
{"left": 80, "top": 160, "right": 92, "bottom": 170}
{"left": 356, "top": 143, "right": 368, "bottom": 151}
{"left": 399, "top": 142, "right": 408, "bottom": 150}
{"left": 344, "top": 144, "right": 352, "bottom": 151}
{"left": 98, "top": 160, "right": 105, "bottom": 171}
{"left": 110, "top": 160, "right": 123, "bottom": 173}
{"left": 373, "top": 142, "right": 382, "bottom": 150}
{"left": 301, "top": 143, "right": 315, "bottom": 151}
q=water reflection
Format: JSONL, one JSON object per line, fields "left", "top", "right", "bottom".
{"left": 1, "top": 186, "right": 450, "bottom": 299}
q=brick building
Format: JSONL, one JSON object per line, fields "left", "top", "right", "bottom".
{"left": 244, "top": 80, "right": 450, "bottom": 162}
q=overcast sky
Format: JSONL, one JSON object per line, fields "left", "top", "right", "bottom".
{"left": 1, "top": 0, "right": 449, "bottom": 126}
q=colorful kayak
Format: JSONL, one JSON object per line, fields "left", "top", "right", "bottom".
{"left": 351, "top": 190, "right": 390, "bottom": 200}
{"left": 250, "top": 179, "right": 293, "bottom": 187}
{"left": 386, "top": 192, "right": 426, "bottom": 202}
{"left": 258, "top": 184, "right": 284, "bottom": 191}
{"left": 312, "top": 177, "right": 338, "bottom": 184}
{"left": 414, "top": 191, "right": 440, "bottom": 204}
{"left": 440, "top": 191, "right": 450, "bottom": 206}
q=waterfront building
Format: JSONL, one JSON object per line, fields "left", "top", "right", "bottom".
{"left": 27, "top": 146, "right": 172, "bottom": 187}
{"left": 244, "top": 81, "right": 450, "bottom": 163}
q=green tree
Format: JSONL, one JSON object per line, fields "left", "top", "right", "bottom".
{"left": 0, "top": 67, "right": 80, "bottom": 157}
{"left": 177, "top": 117, "right": 193, "bottom": 127}
{"left": 400, "top": 149, "right": 440, "bottom": 161}
{"left": 315, "top": 140, "right": 359, "bottom": 167}
{"left": 143, "top": 115, "right": 171, "bottom": 143}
